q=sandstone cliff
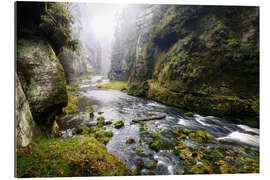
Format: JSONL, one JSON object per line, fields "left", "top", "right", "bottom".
{"left": 17, "top": 35, "right": 68, "bottom": 132}
{"left": 111, "top": 5, "right": 259, "bottom": 127}
{"left": 16, "top": 74, "right": 37, "bottom": 147}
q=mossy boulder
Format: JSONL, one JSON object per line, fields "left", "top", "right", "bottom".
{"left": 135, "top": 148, "right": 144, "bottom": 154}
{"left": 146, "top": 161, "right": 157, "bottom": 169}
{"left": 114, "top": 121, "right": 124, "bottom": 129}
{"left": 184, "top": 112, "right": 194, "bottom": 117}
{"left": 126, "top": 138, "right": 136, "bottom": 144}
{"left": 149, "top": 140, "right": 167, "bottom": 151}
{"left": 17, "top": 36, "right": 67, "bottom": 131}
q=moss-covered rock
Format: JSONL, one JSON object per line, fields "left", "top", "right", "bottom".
{"left": 135, "top": 148, "right": 144, "bottom": 154}
{"left": 185, "top": 112, "right": 194, "bottom": 117}
{"left": 124, "top": 5, "right": 259, "bottom": 127}
{"left": 146, "top": 161, "right": 157, "bottom": 169}
{"left": 17, "top": 36, "right": 68, "bottom": 131}
{"left": 114, "top": 121, "right": 124, "bottom": 129}
{"left": 126, "top": 138, "right": 136, "bottom": 144}
{"left": 149, "top": 140, "right": 166, "bottom": 151}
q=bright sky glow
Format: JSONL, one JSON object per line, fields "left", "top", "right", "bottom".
{"left": 87, "top": 3, "right": 127, "bottom": 39}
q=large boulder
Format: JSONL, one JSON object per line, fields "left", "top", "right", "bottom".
{"left": 16, "top": 73, "right": 37, "bottom": 147}
{"left": 17, "top": 36, "right": 68, "bottom": 131}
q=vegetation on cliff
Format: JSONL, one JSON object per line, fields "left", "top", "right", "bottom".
{"left": 121, "top": 5, "right": 259, "bottom": 127}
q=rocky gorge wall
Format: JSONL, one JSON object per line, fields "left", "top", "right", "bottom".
{"left": 16, "top": 74, "right": 37, "bottom": 147}
{"left": 111, "top": 5, "right": 259, "bottom": 127}
{"left": 16, "top": 2, "right": 68, "bottom": 146}
{"left": 17, "top": 35, "right": 68, "bottom": 135}
{"left": 108, "top": 5, "right": 146, "bottom": 81}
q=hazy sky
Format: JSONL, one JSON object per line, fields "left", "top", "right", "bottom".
{"left": 86, "top": 3, "right": 127, "bottom": 39}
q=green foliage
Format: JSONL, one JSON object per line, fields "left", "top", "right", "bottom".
{"left": 63, "top": 89, "right": 78, "bottom": 115}
{"left": 39, "top": 2, "right": 78, "bottom": 53}
{"left": 16, "top": 137, "right": 131, "bottom": 177}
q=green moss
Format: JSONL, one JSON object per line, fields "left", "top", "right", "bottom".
{"left": 97, "top": 117, "right": 106, "bottom": 127}
{"left": 149, "top": 132, "right": 159, "bottom": 138}
{"left": 72, "top": 126, "right": 83, "bottom": 135}
{"left": 146, "top": 161, "right": 157, "bottom": 169}
{"left": 97, "top": 81, "right": 128, "bottom": 91}
{"left": 126, "top": 138, "right": 136, "bottom": 144}
{"left": 184, "top": 163, "right": 214, "bottom": 174}
{"left": 78, "top": 126, "right": 114, "bottom": 145}
{"left": 105, "top": 120, "right": 113, "bottom": 125}
{"left": 87, "top": 106, "right": 94, "bottom": 113}
{"left": 219, "top": 139, "right": 226, "bottom": 144}
{"left": 114, "top": 121, "right": 124, "bottom": 129}
{"left": 16, "top": 137, "right": 132, "bottom": 177}
{"left": 184, "top": 112, "right": 194, "bottom": 117}
{"left": 135, "top": 148, "right": 144, "bottom": 154}
{"left": 139, "top": 127, "right": 147, "bottom": 132}
{"left": 63, "top": 87, "right": 78, "bottom": 115}
{"left": 185, "top": 157, "right": 197, "bottom": 166}
{"left": 179, "top": 153, "right": 186, "bottom": 160}
{"left": 98, "top": 112, "right": 104, "bottom": 115}
{"left": 149, "top": 140, "right": 165, "bottom": 151}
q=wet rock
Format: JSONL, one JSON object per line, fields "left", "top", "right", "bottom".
{"left": 126, "top": 137, "right": 136, "bottom": 144}
{"left": 86, "top": 121, "right": 97, "bottom": 127}
{"left": 146, "top": 161, "right": 157, "bottom": 169}
{"left": 135, "top": 148, "right": 144, "bottom": 154}
{"left": 114, "top": 120, "right": 124, "bottom": 129}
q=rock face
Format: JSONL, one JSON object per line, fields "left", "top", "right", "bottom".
{"left": 58, "top": 43, "right": 101, "bottom": 84}
{"left": 108, "top": 5, "right": 145, "bottom": 81}
{"left": 17, "top": 35, "right": 68, "bottom": 130}
{"left": 16, "top": 73, "right": 37, "bottom": 147}
{"left": 111, "top": 5, "right": 259, "bottom": 127}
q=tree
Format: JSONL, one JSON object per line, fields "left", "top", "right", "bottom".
{"left": 39, "top": 2, "right": 78, "bottom": 54}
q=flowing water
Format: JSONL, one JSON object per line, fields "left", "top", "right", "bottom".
{"left": 62, "top": 75, "right": 259, "bottom": 175}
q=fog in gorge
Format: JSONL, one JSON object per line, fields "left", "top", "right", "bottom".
{"left": 67, "top": 3, "right": 131, "bottom": 75}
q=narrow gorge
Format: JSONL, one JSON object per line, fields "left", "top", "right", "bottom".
{"left": 16, "top": 2, "right": 259, "bottom": 177}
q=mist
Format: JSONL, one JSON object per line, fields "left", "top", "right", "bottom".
{"left": 67, "top": 3, "right": 130, "bottom": 75}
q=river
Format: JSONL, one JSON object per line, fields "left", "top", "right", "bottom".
{"left": 62, "top": 75, "right": 259, "bottom": 175}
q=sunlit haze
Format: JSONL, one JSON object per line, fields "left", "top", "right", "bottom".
{"left": 87, "top": 3, "right": 127, "bottom": 39}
